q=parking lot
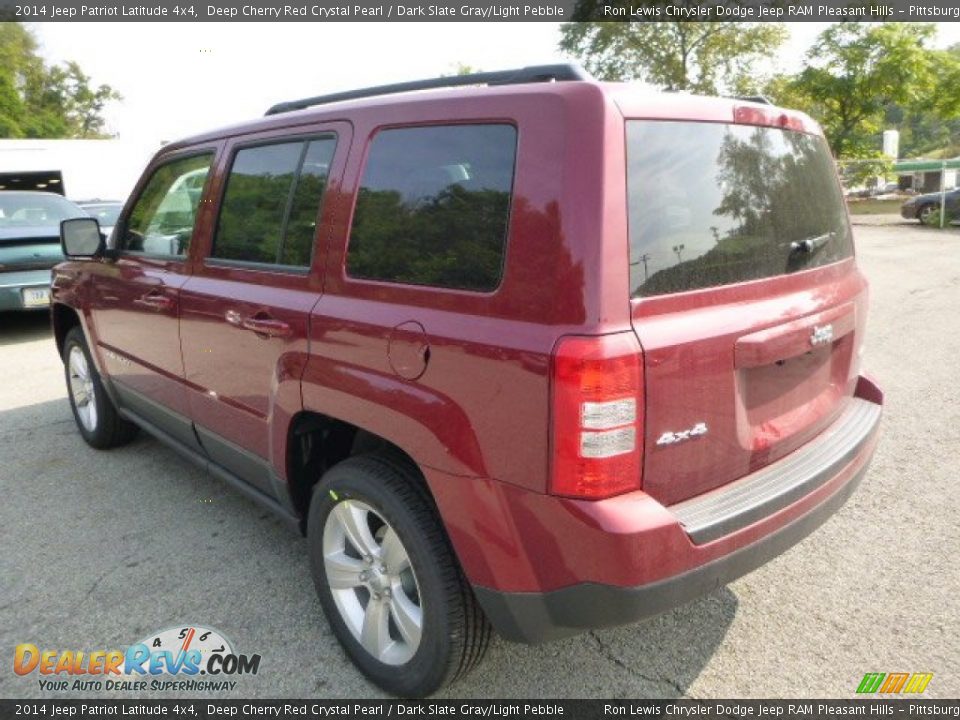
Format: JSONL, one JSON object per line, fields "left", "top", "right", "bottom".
{"left": 1, "top": 220, "right": 958, "bottom": 700}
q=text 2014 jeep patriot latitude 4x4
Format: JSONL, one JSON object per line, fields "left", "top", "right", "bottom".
{"left": 52, "top": 65, "right": 883, "bottom": 696}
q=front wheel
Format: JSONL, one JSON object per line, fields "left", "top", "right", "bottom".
{"left": 307, "top": 454, "right": 490, "bottom": 697}
{"left": 918, "top": 203, "right": 939, "bottom": 225}
{"left": 63, "top": 326, "right": 138, "bottom": 449}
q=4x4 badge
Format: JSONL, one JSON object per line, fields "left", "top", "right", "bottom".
{"left": 656, "top": 422, "right": 708, "bottom": 446}
{"left": 810, "top": 324, "right": 834, "bottom": 347}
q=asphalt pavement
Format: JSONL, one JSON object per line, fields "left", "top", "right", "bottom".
{"left": 1, "top": 220, "right": 957, "bottom": 699}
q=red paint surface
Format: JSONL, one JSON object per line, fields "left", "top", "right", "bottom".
{"left": 52, "top": 81, "right": 882, "bottom": 597}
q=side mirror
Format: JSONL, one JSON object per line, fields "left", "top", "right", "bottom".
{"left": 61, "top": 217, "right": 105, "bottom": 258}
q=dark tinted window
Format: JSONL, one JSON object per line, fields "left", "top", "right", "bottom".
{"left": 213, "top": 143, "right": 301, "bottom": 264}
{"left": 627, "top": 121, "right": 853, "bottom": 298}
{"left": 213, "top": 137, "right": 335, "bottom": 267}
{"left": 346, "top": 124, "right": 517, "bottom": 292}
{"left": 283, "top": 139, "right": 336, "bottom": 266}
{"left": 122, "top": 154, "right": 212, "bottom": 256}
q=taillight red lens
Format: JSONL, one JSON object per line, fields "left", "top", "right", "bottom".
{"left": 550, "top": 333, "right": 644, "bottom": 499}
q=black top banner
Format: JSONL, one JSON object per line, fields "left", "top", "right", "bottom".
{"left": 2, "top": 699, "right": 960, "bottom": 719}
{"left": 1, "top": 0, "right": 960, "bottom": 21}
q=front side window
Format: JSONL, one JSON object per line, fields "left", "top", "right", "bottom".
{"left": 346, "top": 124, "right": 517, "bottom": 292}
{"left": 212, "top": 137, "right": 336, "bottom": 267}
{"left": 122, "top": 153, "right": 213, "bottom": 257}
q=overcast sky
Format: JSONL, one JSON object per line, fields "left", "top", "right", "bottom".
{"left": 29, "top": 22, "right": 960, "bottom": 148}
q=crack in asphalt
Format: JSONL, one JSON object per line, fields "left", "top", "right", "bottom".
{"left": 83, "top": 551, "right": 137, "bottom": 601}
{"left": 588, "top": 631, "right": 687, "bottom": 697}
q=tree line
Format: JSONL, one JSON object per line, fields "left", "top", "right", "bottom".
{"left": 0, "top": 23, "right": 120, "bottom": 138}
{"left": 2, "top": 19, "right": 958, "bottom": 162}
{"left": 560, "top": 22, "right": 960, "bottom": 161}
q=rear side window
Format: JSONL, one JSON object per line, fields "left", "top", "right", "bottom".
{"left": 627, "top": 121, "right": 853, "bottom": 298}
{"left": 212, "top": 137, "right": 336, "bottom": 267}
{"left": 346, "top": 124, "right": 517, "bottom": 292}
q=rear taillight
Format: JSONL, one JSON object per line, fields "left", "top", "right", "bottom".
{"left": 550, "top": 333, "right": 644, "bottom": 499}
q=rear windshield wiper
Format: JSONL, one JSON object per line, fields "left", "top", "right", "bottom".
{"left": 789, "top": 231, "right": 835, "bottom": 254}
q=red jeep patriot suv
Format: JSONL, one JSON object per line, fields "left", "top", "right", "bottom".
{"left": 52, "top": 65, "right": 883, "bottom": 697}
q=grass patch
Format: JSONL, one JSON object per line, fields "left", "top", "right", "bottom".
{"left": 845, "top": 199, "right": 902, "bottom": 215}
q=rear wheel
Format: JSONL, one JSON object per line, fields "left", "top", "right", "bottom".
{"left": 63, "top": 327, "right": 138, "bottom": 449}
{"left": 307, "top": 454, "right": 490, "bottom": 697}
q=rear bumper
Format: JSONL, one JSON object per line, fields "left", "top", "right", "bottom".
{"left": 0, "top": 270, "right": 52, "bottom": 311}
{"left": 443, "top": 376, "right": 883, "bottom": 644}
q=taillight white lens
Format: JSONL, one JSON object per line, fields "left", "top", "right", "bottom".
{"left": 581, "top": 399, "right": 636, "bottom": 430}
{"left": 550, "top": 333, "right": 644, "bottom": 499}
{"left": 580, "top": 427, "right": 636, "bottom": 459}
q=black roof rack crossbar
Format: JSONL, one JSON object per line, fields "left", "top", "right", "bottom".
{"left": 265, "top": 63, "right": 593, "bottom": 116}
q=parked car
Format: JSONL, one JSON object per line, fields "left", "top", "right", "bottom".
{"left": 0, "top": 191, "right": 86, "bottom": 312}
{"left": 51, "top": 65, "right": 883, "bottom": 696}
{"left": 900, "top": 187, "right": 960, "bottom": 224}
{"left": 76, "top": 200, "right": 124, "bottom": 238}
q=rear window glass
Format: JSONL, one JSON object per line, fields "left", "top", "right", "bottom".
{"left": 627, "top": 121, "right": 853, "bottom": 298}
{"left": 0, "top": 193, "right": 84, "bottom": 228}
{"left": 346, "top": 124, "right": 517, "bottom": 292}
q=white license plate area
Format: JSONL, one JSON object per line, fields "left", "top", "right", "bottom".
{"left": 22, "top": 287, "right": 50, "bottom": 307}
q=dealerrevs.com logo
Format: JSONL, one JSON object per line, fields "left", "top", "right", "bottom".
{"left": 13, "top": 625, "right": 261, "bottom": 693}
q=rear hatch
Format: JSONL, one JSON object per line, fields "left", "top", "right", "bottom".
{"left": 0, "top": 226, "right": 64, "bottom": 272}
{"left": 626, "top": 116, "right": 865, "bottom": 506}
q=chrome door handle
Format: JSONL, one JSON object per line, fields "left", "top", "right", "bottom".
{"left": 134, "top": 292, "right": 174, "bottom": 311}
{"left": 241, "top": 316, "right": 292, "bottom": 339}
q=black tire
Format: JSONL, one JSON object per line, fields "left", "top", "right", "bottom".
{"left": 918, "top": 203, "right": 938, "bottom": 225}
{"left": 63, "top": 326, "right": 138, "bottom": 449}
{"left": 307, "top": 453, "right": 490, "bottom": 697}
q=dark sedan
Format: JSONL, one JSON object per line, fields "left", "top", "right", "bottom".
{"left": 901, "top": 187, "right": 960, "bottom": 224}
{"left": 0, "top": 191, "right": 87, "bottom": 311}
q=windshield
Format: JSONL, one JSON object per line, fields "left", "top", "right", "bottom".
{"left": 0, "top": 193, "right": 85, "bottom": 229}
{"left": 627, "top": 121, "right": 853, "bottom": 298}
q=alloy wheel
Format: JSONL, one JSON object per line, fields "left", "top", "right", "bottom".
{"left": 68, "top": 345, "right": 98, "bottom": 432}
{"left": 322, "top": 499, "right": 423, "bottom": 665}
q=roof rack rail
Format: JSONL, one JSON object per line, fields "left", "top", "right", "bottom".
{"left": 264, "top": 63, "right": 593, "bottom": 116}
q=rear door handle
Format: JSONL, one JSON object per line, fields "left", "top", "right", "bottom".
{"left": 242, "top": 317, "right": 291, "bottom": 338}
{"left": 134, "top": 291, "right": 174, "bottom": 311}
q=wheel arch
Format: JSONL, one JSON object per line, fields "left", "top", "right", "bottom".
{"left": 284, "top": 410, "right": 436, "bottom": 534}
{"left": 51, "top": 302, "right": 82, "bottom": 359}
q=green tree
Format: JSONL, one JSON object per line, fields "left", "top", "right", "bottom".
{"left": 0, "top": 22, "right": 120, "bottom": 138}
{"left": 442, "top": 62, "right": 482, "bottom": 77}
{"left": 881, "top": 42, "right": 960, "bottom": 158}
{"left": 558, "top": 20, "right": 786, "bottom": 95}
{"left": 768, "top": 23, "right": 947, "bottom": 158}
